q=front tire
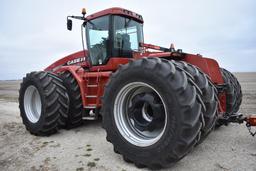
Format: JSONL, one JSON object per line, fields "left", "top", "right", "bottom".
{"left": 102, "top": 58, "right": 204, "bottom": 169}
{"left": 19, "top": 71, "right": 69, "bottom": 136}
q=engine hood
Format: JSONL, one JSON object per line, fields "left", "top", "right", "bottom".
{"left": 44, "top": 50, "right": 89, "bottom": 72}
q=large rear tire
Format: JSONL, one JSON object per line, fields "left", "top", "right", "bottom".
{"left": 102, "top": 58, "right": 204, "bottom": 169}
{"left": 220, "top": 68, "right": 242, "bottom": 115}
{"left": 60, "top": 71, "right": 83, "bottom": 129}
{"left": 19, "top": 71, "right": 69, "bottom": 136}
{"left": 174, "top": 61, "right": 218, "bottom": 138}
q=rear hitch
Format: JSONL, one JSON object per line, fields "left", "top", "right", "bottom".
{"left": 245, "top": 115, "right": 256, "bottom": 136}
{"left": 218, "top": 113, "right": 256, "bottom": 136}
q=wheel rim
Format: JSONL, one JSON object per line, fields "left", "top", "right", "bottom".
{"left": 114, "top": 82, "right": 167, "bottom": 147}
{"left": 24, "top": 85, "right": 42, "bottom": 123}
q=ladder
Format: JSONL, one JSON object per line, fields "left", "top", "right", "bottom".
{"left": 83, "top": 74, "right": 100, "bottom": 119}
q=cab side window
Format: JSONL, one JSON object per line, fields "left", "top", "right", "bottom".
{"left": 87, "top": 16, "right": 109, "bottom": 65}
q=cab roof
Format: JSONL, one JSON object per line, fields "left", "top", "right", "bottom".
{"left": 86, "top": 7, "right": 144, "bottom": 23}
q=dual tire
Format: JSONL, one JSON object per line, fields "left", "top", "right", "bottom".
{"left": 19, "top": 71, "right": 69, "bottom": 136}
{"left": 60, "top": 72, "right": 83, "bottom": 129}
{"left": 102, "top": 58, "right": 218, "bottom": 169}
{"left": 220, "top": 68, "right": 242, "bottom": 115}
{"left": 19, "top": 71, "right": 83, "bottom": 136}
{"left": 174, "top": 61, "right": 218, "bottom": 138}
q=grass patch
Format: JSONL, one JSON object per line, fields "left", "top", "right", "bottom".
{"left": 87, "top": 162, "right": 96, "bottom": 167}
{"left": 86, "top": 148, "right": 92, "bottom": 151}
{"left": 76, "top": 167, "right": 84, "bottom": 171}
{"left": 82, "top": 154, "right": 91, "bottom": 157}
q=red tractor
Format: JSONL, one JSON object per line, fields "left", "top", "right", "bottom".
{"left": 19, "top": 7, "right": 256, "bottom": 169}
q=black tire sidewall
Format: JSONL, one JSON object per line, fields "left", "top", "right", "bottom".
{"left": 220, "top": 68, "right": 242, "bottom": 114}
{"left": 60, "top": 72, "right": 83, "bottom": 128}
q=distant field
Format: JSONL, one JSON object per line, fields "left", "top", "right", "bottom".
{"left": 0, "top": 73, "right": 256, "bottom": 171}
{"left": 0, "top": 80, "right": 20, "bottom": 102}
{"left": 234, "top": 73, "right": 256, "bottom": 114}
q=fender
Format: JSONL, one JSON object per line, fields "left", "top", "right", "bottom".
{"left": 44, "top": 50, "right": 90, "bottom": 107}
{"left": 47, "top": 65, "right": 111, "bottom": 108}
{"left": 183, "top": 54, "right": 224, "bottom": 84}
{"left": 183, "top": 54, "right": 226, "bottom": 113}
{"left": 135, "top": 51, "right": 224, "bottom": 84}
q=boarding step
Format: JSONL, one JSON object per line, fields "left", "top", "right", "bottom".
{"left": 87, "top": 84, "right": 98, "bottom": 88}
{"left": 82, "top": 116, "right": 97, "bottom": 120}
{"left": 84, "top": 105, "right": 97, "bottom": 109}
{"left": 86, "top": 95, "right": 97, "bottom": 98}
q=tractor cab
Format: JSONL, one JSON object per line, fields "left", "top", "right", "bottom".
{"left": 67, "top": 8, "right": 144, "bottom": 66}
{"left": 85, "top": 8, "right": 144, "bottom": 66}
{"left": 86, "top": 15, "right": 144, "bottom": 66}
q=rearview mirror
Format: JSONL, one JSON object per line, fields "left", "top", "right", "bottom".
{"left": 67, "top": 19, "right": 72, "bottom": 31}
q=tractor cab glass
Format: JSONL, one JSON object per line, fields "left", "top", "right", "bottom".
{"left": 112, "top": 16, "right": 144, "bottom": 58}
{"left": 86, "top": 15, "right": 144, "bottom": 66}
{"left": 86, "top": 16, "right": 110, "bottom": 66}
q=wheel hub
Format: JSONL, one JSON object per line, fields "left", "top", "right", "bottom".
{"left": 114, "top": 82, "right": 167, "bottom": 147}
{"left": 128, "top": 93, "right": 164, "bottom": 132}
{"left": 23, "top": 85, "right": 42, "bottom": 123}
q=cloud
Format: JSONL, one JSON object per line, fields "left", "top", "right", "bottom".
{"left": 0, "top": 0, "right": 255, "bottom": 80}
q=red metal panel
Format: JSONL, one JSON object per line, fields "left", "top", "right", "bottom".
{"left": 247, "top": 115, "right": 256, "bottom": 126}
{"left": 183, "top": 54, "right": 224, "bottom": 84}
{"left": 90, "top": 58, "right": 130, "bottom": 72}
{"left": 52, "top": 65, "right": 112, "bottom": 107}
{"left": 183, "top": 54, "right": 210, "bottom": 79}
{"left": 44, "top": 50, "right": 89, "bottom": 72}
{"left": 203, "top": 57, "right": 224, "bottom": 84}
{"left": 183, "top": 54, "right": 226, "bottom": 113}
{"left": 133, "top": 51, "right": 183, "bottom": 59}
{"left": 204, "top": 58, "right": 226, "bottom": 113}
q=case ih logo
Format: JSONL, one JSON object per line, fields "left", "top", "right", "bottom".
{"left": 67, "top": 57, "right": 86, "bottom": 65}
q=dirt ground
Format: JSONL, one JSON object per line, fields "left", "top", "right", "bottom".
{"left": 0, "top": 73, "right": 256, "bottom": 171}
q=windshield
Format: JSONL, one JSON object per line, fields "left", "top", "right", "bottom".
{"left": 86, "top": 15, "right": 143, "bottom": 66}
{"left": 113, "top": 16, "right": 144, "bottom": 58}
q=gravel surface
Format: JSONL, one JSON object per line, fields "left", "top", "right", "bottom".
{"left": 0, "top": 73, "right": 255, "bottom": 171}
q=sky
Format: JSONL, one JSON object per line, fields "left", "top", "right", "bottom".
{"left": 0, "top": 0, "right": 255, "bottom": 80}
